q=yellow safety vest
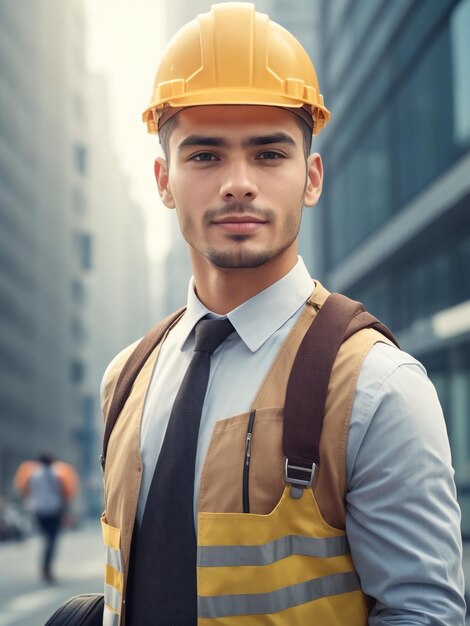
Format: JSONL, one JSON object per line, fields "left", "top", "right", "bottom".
{"left": 197, "top": 486, "right": 368, "bottom": 624}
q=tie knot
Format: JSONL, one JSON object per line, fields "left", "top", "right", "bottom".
{"left": 194, "top": 318, "right": 234, "bottom": 355}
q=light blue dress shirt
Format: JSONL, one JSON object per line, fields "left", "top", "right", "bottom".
{"left": 107, "top": 257, "right": 465, "bottom": 625}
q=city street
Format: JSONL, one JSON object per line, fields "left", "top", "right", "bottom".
{"left": 0, "top": 520, "right": 103, "bottom": 626}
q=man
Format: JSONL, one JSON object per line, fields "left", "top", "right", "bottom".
{"left": 100, "top": 4, "right": 465, "bottom": 625}
{"left": 18, "top": 454, "right": 67, "bottom": 583}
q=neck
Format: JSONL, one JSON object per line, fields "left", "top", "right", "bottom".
{"left": 190, "top": 246, "right": 298, "bottom": 314}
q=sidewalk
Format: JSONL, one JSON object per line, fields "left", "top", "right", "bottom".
{"left": 0, "top": 519, "right": 103, "bottom": 626}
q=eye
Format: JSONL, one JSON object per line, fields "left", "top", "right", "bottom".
{"left": 190, "top": 152, "right": 219, "bottom": 162}
{"left": 257, "top": 151, "right": 285, "bottom": 160}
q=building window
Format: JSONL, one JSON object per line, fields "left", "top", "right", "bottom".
{"left": 451, "top": 0, "right": 470, "bottom": 148}
{"left": 74, "top": 143, "right": 87, "bottom": 175}
{"left": 424, "top": 342, "right": 470, "bottom": 538}
{"left": 71, "top": 318, "right": 85, "bottom": 342}
{"left": 394, "top": 25, "right": 455, "bottom": 206}
{"left": 72, "top": 187, "right": 86, "bottom": 213}
{"left": 71, "top": 279, "right": 85, "bottom": 303}
{"left": 82, "top": 394, "right": 95, "bottom": 427}
{"left": 350, "top": 198, "right": 470, "bottom": 333}
{"left": 327, "top": 109, "right": 392, "bottom": 267}
{"left": 70, "top": 359, "right": 85, "bottom": 384}
{"left": 75, "top": 233, "right": 93, "bottom": 270}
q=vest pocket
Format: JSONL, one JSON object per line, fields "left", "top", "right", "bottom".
{"left": 101, "top": 513, "right": 123, "bottom": 625}
{"left": 199, "top": 407, "right": 285, "bottom": 516}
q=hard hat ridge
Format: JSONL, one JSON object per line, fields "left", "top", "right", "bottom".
{"left": 143, "top": 2, "right": 330, "bottom": 135}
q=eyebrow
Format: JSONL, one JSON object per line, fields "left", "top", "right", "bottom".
{"left": 244, "top": 132, "right": 296, "bottom": 148}
{"left": 177, "top": 132, "right": 297, "bottom": 151}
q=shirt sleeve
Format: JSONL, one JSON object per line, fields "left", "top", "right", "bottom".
{"left": 346, "top": 342, "right": 466, "bottom": 625}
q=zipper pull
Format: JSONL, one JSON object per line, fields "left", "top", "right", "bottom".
{"left": 245, "top": 432, "right": 252, "bottom": 466}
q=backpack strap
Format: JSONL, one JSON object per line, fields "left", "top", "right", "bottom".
{"left": 101, "top": 307, "right": 186, "bottom": 470}
{"left": 283, "top": 293, "right": 399, "bottom": 491}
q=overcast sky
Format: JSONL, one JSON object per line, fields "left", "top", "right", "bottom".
{"left": 83, "top": 0, "right": 171, "bottom": 261}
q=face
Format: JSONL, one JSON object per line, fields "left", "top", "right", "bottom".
{"left": 154, "top": 105, "right": 323, "bottom": 271}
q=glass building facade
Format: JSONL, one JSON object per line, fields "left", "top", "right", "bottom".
{"left": 315, "top": 0, "right": 470, "bottom": 535}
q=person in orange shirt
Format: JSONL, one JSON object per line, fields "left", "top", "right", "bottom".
{"left": 15, "top": 453, "right": 79, "bottom": 582}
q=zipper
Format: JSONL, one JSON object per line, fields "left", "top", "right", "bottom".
{"left": 243, "top": 409, "right": 257, "bottom": 513}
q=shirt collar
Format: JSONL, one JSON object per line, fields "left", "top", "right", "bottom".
{"left": 177, "top": 257, "right": 314, "bottom": 353}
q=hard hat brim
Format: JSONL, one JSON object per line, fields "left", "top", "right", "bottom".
{"left": 143, "top": 92, "right": 330, "bottom": 136}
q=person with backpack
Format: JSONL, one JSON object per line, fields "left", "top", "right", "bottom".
{"left": 30, "top": 454, "right": 67, "bottom": 583}
{"left": 13, "top": 453, "right": 72, "bottom": 583}
{"left": 98, "top": 4, "right": 465, "bottom": 625}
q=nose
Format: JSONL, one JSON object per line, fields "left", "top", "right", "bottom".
{"left": 219, "top": 160, "right": 258, "bottom": 202}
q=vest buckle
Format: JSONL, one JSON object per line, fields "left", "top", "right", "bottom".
{"left": 285, "top": 459, "right": 316, "bottom": 486}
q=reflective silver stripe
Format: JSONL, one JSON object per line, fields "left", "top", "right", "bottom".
{"left": 104, "top": 582, "right": 122, "bottom": 613}
{"left": 103, "top": 604, "right": 120, "bottom": 626}
{"left": 198, "top": 534, "right": 350, "bottom": 567}
{"left": 106, "top": 546, "right": 123, "bottom": 573}
{"left": 198, "top": 570, "right": 361, "bottom": 618}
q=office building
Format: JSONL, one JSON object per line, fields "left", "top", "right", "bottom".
{"left": 313, "top": 0, "right": 470, "bottom": 534}
{"left": 0, "top": 0, "right": 150, "bottom": 510}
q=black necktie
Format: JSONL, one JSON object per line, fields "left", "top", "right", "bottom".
{"left": 128, "top": 317, "right": 234, "bottom": 625}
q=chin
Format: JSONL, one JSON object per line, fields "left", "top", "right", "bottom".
{"left": 207, "top": 249, "right": 274, "bottom": 269}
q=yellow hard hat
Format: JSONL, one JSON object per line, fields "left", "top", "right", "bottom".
{"left": 143, "top": 2, "right": 330, "bottom": 136}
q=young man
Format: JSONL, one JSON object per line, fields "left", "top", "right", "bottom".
{"left": 100, "top": 4, "right": 465, "bottom": 625}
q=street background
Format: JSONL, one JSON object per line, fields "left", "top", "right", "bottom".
{"left": 0, "top": 522, "right": 102, "bottom": 626}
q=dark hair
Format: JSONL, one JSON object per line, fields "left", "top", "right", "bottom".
{"left": 158, "top": 114, "right": 179, "bottom": 164}
{"left": 298, "top": 117, "right": 313, "bottom": 159}
{"left": 38, "top": 453, "right": 55, "bottom": 466}
{"left": 158, "top": 111, "right": 312, "bottom": 162}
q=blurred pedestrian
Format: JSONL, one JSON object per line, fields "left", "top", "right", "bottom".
{"left": 15, "top": 453, "right": 77, "bottom": 583}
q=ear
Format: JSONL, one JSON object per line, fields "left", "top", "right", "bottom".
{"left": 304, "top": 153, "right": 323, "bottom": 207}
{"left": 154, "top": 157, "right": 175, "bottom": 208}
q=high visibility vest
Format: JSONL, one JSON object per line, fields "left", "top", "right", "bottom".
{"left": 100, "top": 282, "right": 396, "bottom": 625}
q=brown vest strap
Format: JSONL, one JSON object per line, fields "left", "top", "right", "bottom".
{"left": 101, "top": 307, "right": 186, "bottom": 470}
{"left": 344, "top": 309, "right": 397, "bottom": 345}
{"left": 283, "top": 293, "right": 398, "bottom": 485}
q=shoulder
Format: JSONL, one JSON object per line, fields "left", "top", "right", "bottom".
{"left": 102, "top": 340, "right": 141, "bottom": 387}
{"left": 100, "top": 339, "right": 141, "bottom": 418}
{"left": 355, "top": 339, "right": 437, "bottom": 426}
{"left": 348, "top": 341, "right": 448, "bottom": 481}
{"left": 99, "top": 307, "right": 187, "bottom": 419}
{"left": 359, "top": 341, "right": 428, "bottom": 401}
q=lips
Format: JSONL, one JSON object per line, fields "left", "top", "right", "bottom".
{"left": 212, "top": 215, "right": 267, "bottom": 234}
